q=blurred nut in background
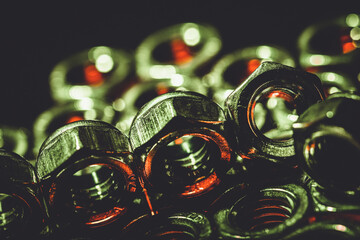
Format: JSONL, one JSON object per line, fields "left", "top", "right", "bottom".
{"left": 36, "top": 120, "right": 137, "bottom": 229}
{"left": 0, "top": 150, "right": 45, "bottom": 239}
{"left": 0, "top": 125, "right": 29, "bottom": 158}
{"left": 225, "top": 62, "right": 324, "bottom": 169}
{"left": 298, "top": 13, "right": 360, "bottom": 74}
{"left": 49, "top": 46, "right": 132, "bottom": 102}
{"left": 312, "top": 70, "right": 359, "bottom": 97}
{"left": 129, "top": 91, "right": 232, "bottom": 199}
{"left": 135, "top": 22, "right": 222, "bottom": 81}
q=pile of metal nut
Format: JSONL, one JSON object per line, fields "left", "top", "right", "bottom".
{"left": 1, "top": 13, "right": 360, "bottom": 240}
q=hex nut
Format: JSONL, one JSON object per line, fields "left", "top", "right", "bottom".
{"left": 225, "top": 61, "right": 324, "bottom": 165}
{"left": 49, "top": 46, "right": 132, "bottom": 102}
{"left": 129, "top": 91, "right": 232, "bottom": 197}
{"left": 298, "top": 13, "right": 360, "bottom": 69}
{"left": 36, "top": 120, "right": 137, "bottom": 227}
{"left": 135, "top": 22, "right": 222, "bottom": 80}
{"left": 293, "top": 92, "right": 360, "bottom": 192}
{"left": 213, "top": 184, "right": 309, "bottom": 239}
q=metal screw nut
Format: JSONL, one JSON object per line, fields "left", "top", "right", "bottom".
{"left": 36, "top": 120, "right": 137, "bottom": 228}
{"left": 225, "top": 61, "right": 324, "bottom": 165}
{"left": 129, "top": 91, "right": 232, "bottom": 197}
{"left": 293, "top": 92, "right": 360, "bottom": 192}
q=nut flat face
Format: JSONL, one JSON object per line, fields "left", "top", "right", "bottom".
{"left": 37, "top": 120, "right": 131, "bottom": 180}
{"left": 225, "top": 62, "right": 324, "bottom": 164}
{"left": 129, "top": 91, "right": 226, "bottom": 150}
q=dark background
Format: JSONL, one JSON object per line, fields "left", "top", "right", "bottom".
{"left": 0, "top": 1, "right": 357, "bottom": 131}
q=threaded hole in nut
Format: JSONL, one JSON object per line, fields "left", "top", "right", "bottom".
{"left": 228, "top": 188, "right": 297, "bottom": 232}
{"left": 150, "top": 135, "right": 220, "bottom": 194}
{"left": 251, "top": 87, "right": 303, "bottom": 141}
{"left": 61, "top": 163, "right": 128, "bottom": 223}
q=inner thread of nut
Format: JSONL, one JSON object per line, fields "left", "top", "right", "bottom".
{"left": 252, "top": 88, "right": 300, "bottom": 141}
{"left": 229, "top": 189, "right": 297, "bottom": 232}
{"left": 150, "top": 135, "right": 219, "bottom": 191}
{"left": 64, "top": 164, "right": 127, "bottom": 219}
{"left": 0, "top": 193, "right": 25, "bottom": 232}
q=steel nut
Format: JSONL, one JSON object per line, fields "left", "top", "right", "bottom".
{"left": 129, "top": 91, "right": 232, "bottom": 198}
{"left": 293, "top": 92, "right": 360, "bottom": 193}
{"left": 49, "top": 46, "right": 132, "bottom": 102}
{"left": 36, "top": 120, "right": 137, "bottom": 228}
{"left": 135, "top": 22, "right": 222, "bottom": 81}
{"left": 213, "top": 184, "right": 309, "bottom": 240}
{"left": 225, "top": 61, "right": 324, "bottom": 166}
{"left": 0, "top": 149, "right": 45, "bottom": 239}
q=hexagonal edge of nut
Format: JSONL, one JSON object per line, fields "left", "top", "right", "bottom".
{"left": 36, "top": 120, "right": 131, "bottom": 180}
{"left": 129, "top": 91, "right": 226, "bottom": 151}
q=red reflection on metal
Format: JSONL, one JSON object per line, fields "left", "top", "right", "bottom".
{"left": 174, "top": 138, "right": 183, "bottom": 145}
{"left": 84, "top": 65, "right": 104, "bottom": 86}
{"left": 171, "top": 39, "right": 193, "bottom": 65}
{"left": 156, "top": 83, "right": 170, "bottom": 95}
{"left": 181, "top": 171, "right": 220, "bottom": 197}
{"left": 267, "top": 90, "right": 294, "bottom": 104}
{"left": 341, "top": 34, "right": 356, "bottom": 54}
{"left": 308, "top": 216, "right": 316, "bottom": 223}
{"left": 66, "top": 115, "right": 84, "bottom": 124}
{"left": 247, "top": 59, "right": 261, "bottom": 76}
{"left": 144, "top": 129, "right": 231, "bottom": 198}
{"left": 86, "top": 206, "right": 126, "bottom": 227}
{"left": 48, "top": 182, "right": 57, "bottom": 205}
{"left": 305, "top": 67, "right": 320, "bottom": 73}
{"left": 138, "top": 177, "right": 157, "bottom": 216}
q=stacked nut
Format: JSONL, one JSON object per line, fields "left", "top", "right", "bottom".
{"left": 1, "top": 14, "right": 360, "bottom": 240}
